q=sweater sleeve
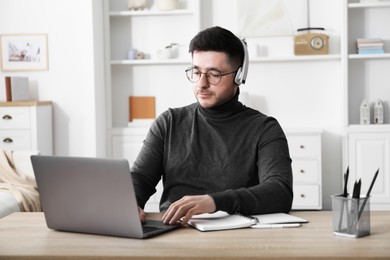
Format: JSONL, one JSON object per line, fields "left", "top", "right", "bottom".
{"left": 210, "top": 118, "right": 293, "bottom": 215}
{"left": 130, "top": 116, "right": 167, "bottom": 209}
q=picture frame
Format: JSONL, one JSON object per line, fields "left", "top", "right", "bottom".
{"left": 0, "top": 34, "right": 48, "bottom": 71}
{"left": 237, "top": 0, "right": 308, "bottom": 37}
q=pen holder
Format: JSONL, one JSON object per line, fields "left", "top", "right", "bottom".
{"left": 331, "top": 194, "right": 370, "bottom": 238}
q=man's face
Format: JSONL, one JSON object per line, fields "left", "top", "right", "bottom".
{"left": 191, "top": 50, "right": 238, "bottom": 109}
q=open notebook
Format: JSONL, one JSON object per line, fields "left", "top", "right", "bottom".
{"left": 188, "top": 211, "right": 308, "bottom": 232}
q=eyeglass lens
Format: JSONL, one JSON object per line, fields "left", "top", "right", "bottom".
{"left": 186, "top": 68, "right": 224, "bottom": 85}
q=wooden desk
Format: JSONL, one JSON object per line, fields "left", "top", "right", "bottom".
{"left": 0, "top": 211, "right": 389, "bottom": 259}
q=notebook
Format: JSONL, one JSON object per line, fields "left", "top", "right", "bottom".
{"left": 31, "top": 155, "right": 181, "bottom": 239}
{"left": 188, "top": 211, "right": 308, "bottom": 231}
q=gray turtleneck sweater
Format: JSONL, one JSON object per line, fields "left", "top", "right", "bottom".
{"left": 131, "top": 91, "right": 293, "bottom": 215}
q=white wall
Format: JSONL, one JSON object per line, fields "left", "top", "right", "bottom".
{"left": 0, "top": 0, "right": 105, "bottom": 157}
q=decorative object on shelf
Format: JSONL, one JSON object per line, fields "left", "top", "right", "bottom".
{"left": 129, "top": 96, "right": 156, "bottom": 123}
{"left": 127, "top": 48, "right": 138, "bottom": 60}
{"left": 356, "top": 38, "right": 384, "bottom": 55}
{"left": 127, "top": 0, "right": 147, "bottom": 10}
{"left": 0, "top": 34, "right": 48, "bottom": 71}
{"left": 360, "top": 100, "right": 370, "bottom": 124}
{"left": 4, "top": 76, "right": 30, "bottom": 101}
{"left": 155, "top": 0, "right": 179, "bottom": 10}
{"left": 374, "top": 99, "right": 384, "bottom": 124}
{"left": 294, "top": 28, "right": 329, "bottom": 55}
{"left": 156, "top": 43, "right": 179, "bottom": 59}
{"left": 127, "top": 48, "right": 145, "bottom": 60}
{"left": 136, "top": 51, "right": 145, "bottom": 59}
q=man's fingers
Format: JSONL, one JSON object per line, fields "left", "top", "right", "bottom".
{"left": 162, "top": 195, "right": 216, "bottom": 225}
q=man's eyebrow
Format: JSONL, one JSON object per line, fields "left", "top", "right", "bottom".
{"left": 192, "top": 65, "right": 221, "bottom": 71}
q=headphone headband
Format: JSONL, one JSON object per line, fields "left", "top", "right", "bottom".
{"left": 234, "top": 39, "right": 249, "bottom": 85}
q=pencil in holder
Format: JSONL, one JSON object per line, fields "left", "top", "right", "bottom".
{"left": 331, "top": 194, "right": 370, "bottom": 238}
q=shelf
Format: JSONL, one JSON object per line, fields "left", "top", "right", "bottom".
{"left": 250, "top": 54, "right": 341, "bottom": 63}
{"left": 348, "top": 124, "right": 390, "bottom": 133}
{"left": 349, "top": 2, "right": 390, "bottom": 8}
{"left": 111, "top": 59, "right": 191, "bottom": 65}
{"left": 109, "top": 9, "right": 195, "bottom": 17}
{"left": 349, "top": 53, "right": 390, "bottom": 59}
{"left": 111, "top": 55, "right": 341, "bottom": 65}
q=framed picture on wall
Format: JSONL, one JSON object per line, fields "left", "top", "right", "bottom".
{"left": 0, "top": 34, "right": 48, "bottom": 71}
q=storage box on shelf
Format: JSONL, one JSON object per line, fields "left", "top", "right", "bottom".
{"left": 343, "top": 0, "right": 390, "bottom": 210}
{"left": 0, "top": 101, "right": 53, "bottom": 155}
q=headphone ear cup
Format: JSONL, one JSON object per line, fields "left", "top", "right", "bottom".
{"left": 234, "top": 67, "right": 243, "bottom": 85}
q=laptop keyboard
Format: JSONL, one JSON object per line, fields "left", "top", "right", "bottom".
{"left": 142, "top": 225, "right": 163, "bottom": 233}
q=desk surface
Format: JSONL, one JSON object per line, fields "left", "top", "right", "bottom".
{"left": 0, "top": 211, "right": 389, "bottom": 260}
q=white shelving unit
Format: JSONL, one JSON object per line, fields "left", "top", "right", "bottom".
{"left": 103, "top": 0, "right": 201, "bottom": 160}
{"left": 343, "top": 0, "right": 390, "bottom": 210}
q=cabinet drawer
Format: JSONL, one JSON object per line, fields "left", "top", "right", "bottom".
{"left": 292, "top": 160, "right": 319, "bottom": 183}
{"left": 0, "top": 107, "right": 30, "bottom": 129}
{"left": 0, "top": 130, "right": 31, "bottom": 150}
{"left": 292, "top": 184, "right": 321, "bottom": 209}
{"left": 287, "top": 135, "right": 320, "bottom": 158}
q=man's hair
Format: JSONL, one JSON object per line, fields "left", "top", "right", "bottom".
{"left": 189, "top": 26, "right": 244, "bottom": 69}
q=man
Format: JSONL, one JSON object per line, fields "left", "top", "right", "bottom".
{"left": 131, "top": 26, "right": 293, "bottom": 225}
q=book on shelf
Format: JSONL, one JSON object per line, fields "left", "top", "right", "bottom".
{"left": 356, "top": 38, "right": 384, "bottom": 54}
{"left": 358, "top": 49, "right": 385, "bottom": 55}
{"left": 129, "top": 96, "right": 156, "bottom": 122}
{"left": 5, "top": 76, "right": 30, "bottom": 101}
{"left": 187, "top": 211, "right": 308, "bottom": 232}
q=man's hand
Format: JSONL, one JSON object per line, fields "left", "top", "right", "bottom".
{"left": 162, "top": 195, "right": 216, "bottom": 225}
{"left": 138, "top": 207, "right": 146, "bottom": 223}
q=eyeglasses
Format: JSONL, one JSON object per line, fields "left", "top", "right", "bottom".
{"left": 185, "top": 67, "right": 237, "bottom": 85}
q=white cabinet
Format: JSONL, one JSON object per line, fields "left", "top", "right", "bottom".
{"left": 0, "top": 101, "right": 53, "bottom": 155}
{"left": 343, "top": 1, "right": 390, "bottom": 210}
{"left": 286, "top": 130, "right": 322, "bottom": 210}
{"left": 348, "top": 125, "right": 390, "bottom": 210}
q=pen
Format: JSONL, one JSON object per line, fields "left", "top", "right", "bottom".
{"left": 252, "top": 223, "right": 301, "bottom": 229}
{"left": 358, "top": 169, "right": 380, "bottom": 219}
{"left": 343, "top": 167, "right": 349, "bottom": 197}
{"left": 352, "top": 179, "right": 361, "bottom": 199}
{"left": 339, "top": 167, "right": 349, "bottom": 230}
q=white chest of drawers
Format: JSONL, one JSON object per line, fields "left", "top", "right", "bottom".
{"left": 286, "top": 130, "right": 322, "bottom": 210}
{"left": 0, "top": 101, "right": 53, "bottom": 155}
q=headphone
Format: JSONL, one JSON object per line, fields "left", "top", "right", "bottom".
{"left": 234, "top": 39, "right": 249, "bottom": 85}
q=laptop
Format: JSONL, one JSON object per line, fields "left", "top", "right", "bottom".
{"left": 31, "top": 155, "right": 181, "bottom": 239}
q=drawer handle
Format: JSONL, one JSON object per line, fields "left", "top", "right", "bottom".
{"left": 300, "top": 169, "right": 305, "bottom": 174}
{"left": 2, "top": 114, "right": 12, "bottom": 120}
{"left": 3, "top": 137, "right": 13, "bottom": 143}
{"left": 300, "top": 145, "right": 305, "bottom": 149}
{"left": 300, "top": 194, "right": 306, "bottom": 198}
